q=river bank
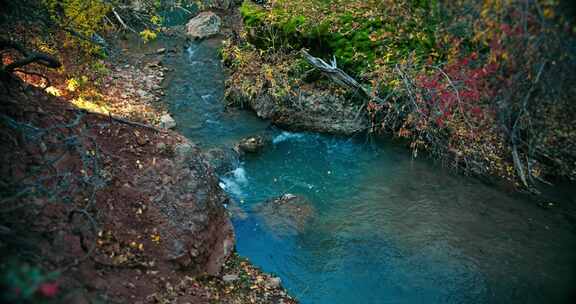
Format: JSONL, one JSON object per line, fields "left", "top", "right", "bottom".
{"left": 2, "top": 1, "right": 576, "bottom": 304}
{"left": 162, "top": 13, "right": 576, "bottom": 304}
{"left": 0, "top": 2, "right": 296, "bottom": 302}
{"left": 220, "top": 0, "right": 576, "bottom": 193}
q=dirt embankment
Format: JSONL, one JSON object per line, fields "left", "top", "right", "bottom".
{"left": 0, "top": 17, "right": 296, "bottom": 304}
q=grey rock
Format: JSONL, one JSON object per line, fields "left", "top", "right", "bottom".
{"left": 136, "top": 89, "right": 149, "bottom": 98}
{"left": 202, "top": 147, "right": 239, "bottom": 174}
{"left": 222, "top": 274, "right": 239, "bottom": 283}
{"left": 160, "top": 114, "right": 177, "bottom": 129}
{"left": 186, "top": 12, "right": 222, "bottom": 39}
{"left": 266, "top": 277, "right": 282, "bottom": 289}
{"left": 237, "top": 136, "right": 266, "bottom": 154}
{"left": 156, "top": 142, "right": 167, "bottom": 150}
{"left": 174, "top": 142, "right": 194, "bottom": 159}
{"left": 226, "top": 88, "right": 368, "bottom": 135}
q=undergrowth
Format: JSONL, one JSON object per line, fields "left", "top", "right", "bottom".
{"left": 222, "top": 0, "right": 576, "bottom": 190}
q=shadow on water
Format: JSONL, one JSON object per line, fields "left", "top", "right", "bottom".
{"left": 164, "top": 39, "right": 576, "bottom": 304}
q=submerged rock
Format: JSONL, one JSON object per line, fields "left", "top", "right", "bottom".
{"left": 225, "top": 199, "right": 248, "bottom": 220}
{"left": 266, "top": 277, "right": 282, "bottom": 289}
{"left": 186, "top": 12, "right": 222, "bottom": 39}
{"left": 253, "top": 194, "right": 315, "bottom": 236}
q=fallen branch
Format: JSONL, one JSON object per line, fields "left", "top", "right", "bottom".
{"left": 107, "top": 113, "right": 164, "bottom": 132}
{"left": 0, "top": 38, "right": 61, "bottom": 73}
{"left": 112, "top": 7, "right": 138, "bottom": 34}
{"left": 512, "top": 144, "right": 530, "bottom": 188}
{"left": 13, "top": 69, "right": 51, "bottom": 88}
{"left": 66, "top": 108, "right": 164, "bottom": 132}
{"left": 301, "top": 49, "right": 385, "bottom": 104}
{"left": 510, "top": 62, "right": 546, "bottom": 191}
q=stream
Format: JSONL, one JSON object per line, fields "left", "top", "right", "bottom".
{"left": 164, "top": 39, "right": 576, "bottom": 304}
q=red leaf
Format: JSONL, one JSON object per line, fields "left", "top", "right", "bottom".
{"left": 38, "top": 282, "right": 59, "bottom": 298}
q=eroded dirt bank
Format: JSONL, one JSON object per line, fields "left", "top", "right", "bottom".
{"left": 0, "top": 6, "right": 296, "bottom": 303}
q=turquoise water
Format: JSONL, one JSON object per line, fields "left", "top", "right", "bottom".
{"left": 165, "top": 39, "right": 576, "bottom": 304}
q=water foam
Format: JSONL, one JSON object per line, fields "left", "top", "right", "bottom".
{"left": 219, "top": 166, "right": 248, "bottom": 198}
{"left": 201, "top": 94, "right": 213, "bottom": 102}
{"left": 272, "top": 131, "right": 305, "bottom": 144}
{"left": 186, "top": 43, "right": 200, "bottom": 58}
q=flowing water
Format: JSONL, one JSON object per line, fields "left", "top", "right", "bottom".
{"left": 165, "top": 39, "right": 576, "bottom": 304}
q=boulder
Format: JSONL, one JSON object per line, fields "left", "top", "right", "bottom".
{"left": 186, "top": 12, "right": 222, "bottom": 39}
{"left": 160, "top": 113, "right": 177, "bottom": 129}
{"left": 226, "top": 87, "right": 369, "bottom": 135}
{"left": 236, "top": 135, "right": 266, "bottom": 154}
{"left": 253, "top": 194, "right": 315, "bottom": 236}
{"left": 174, "top": 142, "right": 195, "bottom": 158}
{"left": 202, "top": 147, "right": 239, "bottom": 175}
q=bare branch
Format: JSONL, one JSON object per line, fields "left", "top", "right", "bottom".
{"left": 112, "top": 7, "right": 138, "bottom": 34}
{"left": 0, "top": 38, "right": 61, "bottom": 73}
{"left": 301, "top": 49, "right": 386, "bottom": 104}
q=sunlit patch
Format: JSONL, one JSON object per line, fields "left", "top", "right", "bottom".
{"left": 71, "top": 97, "right": 109, "bottom": 114}
{"left": 67, "top": 78, "right": 79, "bottom": 92}
{"left": 45, "top": 86, "right": 62, "bottom": 96}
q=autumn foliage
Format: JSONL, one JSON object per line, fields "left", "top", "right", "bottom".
{"left": 223, "top": 0, "right": 576, "bottom": 189}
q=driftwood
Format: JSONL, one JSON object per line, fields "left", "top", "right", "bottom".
{"left": 66, "top": 109, "right": 165, "bottom": 133}
{"left": 301, "top": 49, "right": 385, "bottom": 103}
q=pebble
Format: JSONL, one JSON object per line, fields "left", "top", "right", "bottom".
{"left": 160, "top": 114, "right": 176, "bottom": 129}
{"left": 222, "top": 274, "right": 239, "bottom": 283}
{"left": 266, "top": 277, "right": 282, "bottom": 289}
{"left": 156, "top": 142, "right": 167, "bottom": 151}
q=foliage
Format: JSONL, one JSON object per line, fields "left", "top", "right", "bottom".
{"left": 140, "top": 28, "right": 159, "bottom": 43}
{"left": 42, "top": 0, "right": 111, "bottom": 54}
{"left": 240, "top": 0, "right": 439, "bottom": 75}
{"left": 0, "top": 260, "right": 60, "bottom": 303}
{"left": 221, "top": 40, "right": 301, "bottom": 104}
{"left": 375, "top": 0, "right": 576, "bottom": 185}
{"left": 225, "top": 0, "right": 576, "bottom": 187}
{"left": 43, "top": 0, "right": 111, "bottom": 35}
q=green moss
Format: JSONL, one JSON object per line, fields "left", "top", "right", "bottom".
{"left": 239, "top": 0, "right": 441, "bottom": 76}
{"left": 239, "top": 1, "right": 267, "bottom": 26}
